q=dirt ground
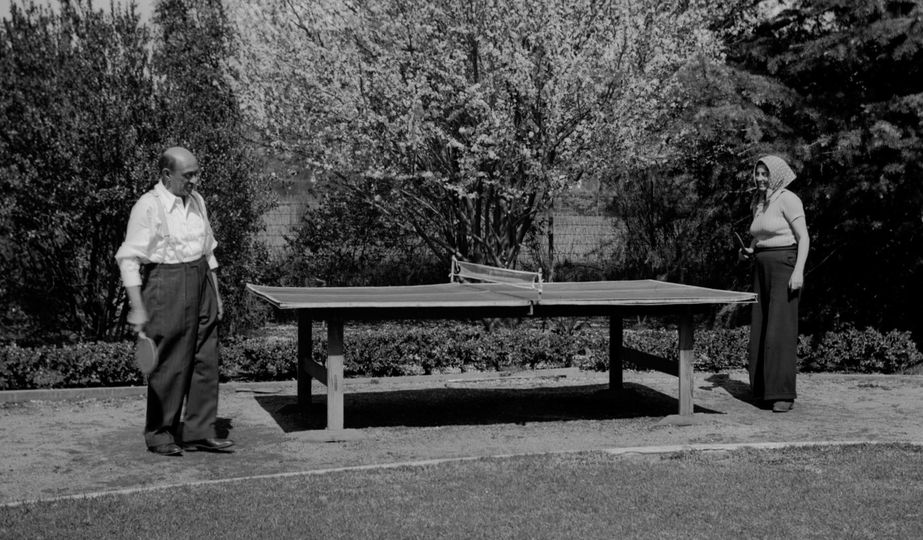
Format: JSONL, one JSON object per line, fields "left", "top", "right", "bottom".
{"left": 1, "top": 368, "right": 922, "bottom": 505}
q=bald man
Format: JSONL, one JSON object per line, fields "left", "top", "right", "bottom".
{"left": 115, "top": 147, "right": 234, "bottom": 456}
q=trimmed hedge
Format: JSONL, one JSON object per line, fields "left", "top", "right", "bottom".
{"left": 1, "top": 323, "right": 921, "bottom": 391}
{"left": 0, "top": 341, "right": 142, "bottom": 390}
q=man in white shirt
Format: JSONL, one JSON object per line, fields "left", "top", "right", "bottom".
{"left": 115, "top": 146, "right": 234, "bottom": 456}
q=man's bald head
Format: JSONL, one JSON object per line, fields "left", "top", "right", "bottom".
{"left": 159, "top": 146, "right": 201, "bottom": 200}
{"left": 159, "top": 147, "right": 197, "bottom": 175}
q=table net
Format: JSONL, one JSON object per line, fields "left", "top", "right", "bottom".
{"left": 449, "top": 257, "right": 543, "bottom": 292}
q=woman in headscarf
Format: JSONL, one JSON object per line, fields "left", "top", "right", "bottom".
{"left": 739, "top": 155, "right": 809, "bottom": 413}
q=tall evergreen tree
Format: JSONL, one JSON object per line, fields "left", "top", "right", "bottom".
{"left": 729, "top": 0, "right": 923, "bottom": 338}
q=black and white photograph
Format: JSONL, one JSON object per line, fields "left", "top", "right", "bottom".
{"left": 1, "top": 0, "right": 921, "bottom": 537}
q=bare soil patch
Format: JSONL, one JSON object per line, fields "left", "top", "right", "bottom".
{"left": 1, "top": 369, "right": 921, "bottom": 504}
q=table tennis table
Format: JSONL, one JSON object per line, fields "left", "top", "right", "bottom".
{"left": 247, "top": 279, "right": 755, "bottom": 434}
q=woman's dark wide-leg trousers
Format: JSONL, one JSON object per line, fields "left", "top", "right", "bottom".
{"left": 749, "top": 246, "right": 799, "bottom": 402}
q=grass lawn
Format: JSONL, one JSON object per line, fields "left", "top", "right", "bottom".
{"left": 2, "top": 443, "right": 921, "bottom": 539}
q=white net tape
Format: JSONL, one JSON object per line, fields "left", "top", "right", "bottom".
{"left": 449, "top": 257, "right": 543, "bottom": 292}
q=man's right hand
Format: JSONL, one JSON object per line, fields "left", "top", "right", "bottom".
{"left": 125, "top": 285, "right": 148, "bottom": 333}
{"left": 127, "top": 304, "right": 149, "bottom": 333}
{"left": 738, "top": 247, "right": 754, "bottom": 262}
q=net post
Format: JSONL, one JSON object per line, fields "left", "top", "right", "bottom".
{"left": 449, "top": 255, "right": 459, "bottom": 283}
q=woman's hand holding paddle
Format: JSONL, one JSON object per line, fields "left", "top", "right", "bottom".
{"left": 735, "top": 232, "right": 753, "bottom": 261}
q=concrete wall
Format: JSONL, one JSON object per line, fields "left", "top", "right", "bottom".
{"left": 260, "top": 200, "right": 308, "bottom": 252}
{"left": 534, "top": 214, "right": 622, "bottom": 263}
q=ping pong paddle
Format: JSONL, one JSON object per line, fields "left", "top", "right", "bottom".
{"left": 734, "top": 232, "right": 749, "bottom": 250}
{"left": 134, "top": 331, "right": 158, "bottom": 376}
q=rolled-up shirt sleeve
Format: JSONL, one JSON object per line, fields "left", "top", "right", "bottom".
{"left": 115, "top": 198, "right": 155, "bottom": 288}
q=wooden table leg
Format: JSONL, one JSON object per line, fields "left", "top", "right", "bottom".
{"left": 327, "top": 320, "right": 345, "bottom": 431}
{"left": 297, "top": 311, "right": 312, "bottom": 414}
{"left": 609, "top": 316, "right": 623, "bottom": 390}
{"left": 677, "top": 310, "right": 694, "bottom": 417}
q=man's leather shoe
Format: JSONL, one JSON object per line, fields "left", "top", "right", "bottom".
{"left": 149, "top": 443, "right": 183, "bottom": 456}
{"left": 182, "top": 438, "right": 235, "bottom": 452}
{"left": 772, "top": 400, "right": 794, "bottom": 413}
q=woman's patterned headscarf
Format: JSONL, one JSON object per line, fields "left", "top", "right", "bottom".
{"left": 754, "top": 155, "right": 797, "bottom": 195}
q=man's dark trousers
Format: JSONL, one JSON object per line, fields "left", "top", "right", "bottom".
{"left": 142, "top": 257, "right": 219, "bottom": 448}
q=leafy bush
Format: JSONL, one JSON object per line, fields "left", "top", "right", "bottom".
{"left": 0, "top": 2, "right": 274, "bottom": 344}
{"left": 1, "top": 324, "right": 920, "bottom": 390}
{"left": 799, "top": 325, "right": 923, "bottom": 374}
{"left": 0, "top": 341, "right": 142, "bottom": 390}
{"left": 275, "top": 180, "right": 445, "bottom": 290}
{"left": 0, "top": 4, "right": 163, "bottom": 344}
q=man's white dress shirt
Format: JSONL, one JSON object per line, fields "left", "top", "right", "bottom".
{"left": 115, "top": 181, "right": 218, "bottom": 288}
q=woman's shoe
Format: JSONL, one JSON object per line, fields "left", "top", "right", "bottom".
{"left": 772, "top": 400, "right": 794, "bottom": 413}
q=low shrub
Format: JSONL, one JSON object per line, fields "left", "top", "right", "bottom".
{"left": 0, "top": 341, "right": 141, "bottom": 390}
{"left": 1, "top": 323, "right": 920, "bottom": 390}
{"left": 798, "top": 325, "right": 923, "bottom": 373}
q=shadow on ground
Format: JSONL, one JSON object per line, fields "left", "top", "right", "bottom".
{"left": 702, "top": 373, "right": 778, "bottom": 410}
{"left": 171, "top": 417, "right": 235, "bottom": 441}
{"left": 703, "top": 373, "right": 754, "bottom": 403}
{"left": 255, "top": 382, "right": 722, "bottom": 432}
